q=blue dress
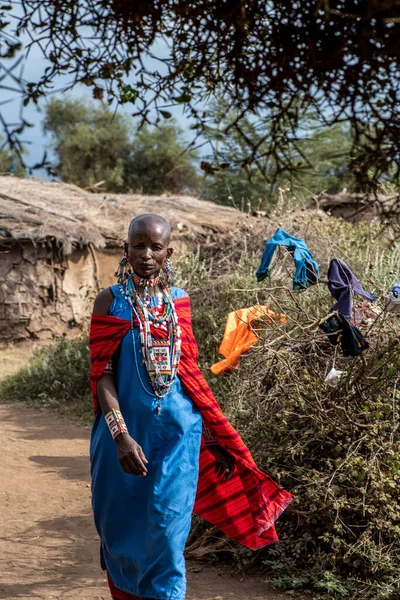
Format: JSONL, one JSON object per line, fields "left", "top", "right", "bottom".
{"left": 90, "top": 284, "right": 202, "bottom": 600}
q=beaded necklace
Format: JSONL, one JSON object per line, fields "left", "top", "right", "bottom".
{"left": 123, "top": 273, "right": 182, "bottom": 409}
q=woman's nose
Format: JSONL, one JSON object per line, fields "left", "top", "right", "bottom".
{"left": 141, "top": 246, "right": 152, "bottom": 258}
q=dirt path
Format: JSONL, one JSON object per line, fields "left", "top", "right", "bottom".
{"left": 0, "top": 404, "right": 290, "bottom": 600}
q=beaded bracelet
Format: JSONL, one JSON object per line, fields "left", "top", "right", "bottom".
{"left": 203, "top": 422, "right": 218, "bottom": 447}
{"left": 105, "top": 408, "right": 128, "bottom": 439}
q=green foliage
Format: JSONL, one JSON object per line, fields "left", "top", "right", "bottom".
{"left": 4, "top": 2, "right": 400, "bottom": 191}
{"left": 44, "top": 97, "right": 131, "bottom": 191}
{"left": 201, "top": 101, "right": 355, "bottom": 211}
{"left": 0, "top": 137, "right": 25, "bottom": 176}
{"left": 183, "top": 221, "right": 400, "bottom": 600}
{"left": 125, "top": 122, "right": 198, "bottom": 194}
{"left": 200, "top": 99, "right": 283, "bottom": 211}
{"left": 44, "top": 98, "right": 197, "bottom": 193}
{"left": 202, "top": 169, "right": 269, "bottom": 212}
{"left": 295, "top": 123, "right": 353, "bottom": 195}
{"left": 0, "top": 337, "right": 92, "bottom": 422}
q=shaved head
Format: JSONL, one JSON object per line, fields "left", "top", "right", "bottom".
{"left": 126, "top": 213, "right": 172, "bottom": 279}
{"left": 128, "top": 214, "right": 171, "bottom": 243}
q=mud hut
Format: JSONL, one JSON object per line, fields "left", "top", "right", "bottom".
{"left": 0, "top": 177, "right": 252, "bottom": 341}
{"left": 316, "top": 191, "right": 400, "bottom": 223}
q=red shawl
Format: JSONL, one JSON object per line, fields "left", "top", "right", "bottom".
{"left": 90, "top": 296, "right": 293, "bottom": 550}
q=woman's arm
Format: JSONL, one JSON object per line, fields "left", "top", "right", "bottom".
{"left": 93, "top": 289, "right": 148, "bottom": 477}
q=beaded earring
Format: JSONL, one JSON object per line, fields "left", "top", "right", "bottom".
{"left": 115, "top": 242, "right": 132, "bottom": 284}
{"left": 162, "top": 249, "right": 175, "bottom": 286}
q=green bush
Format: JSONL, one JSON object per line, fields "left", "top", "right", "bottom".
{"left": 0, "top": 337, "right": 92, "bottom": 422}
{"left": 43, "top": 97, "right": 198, "bottom": 193}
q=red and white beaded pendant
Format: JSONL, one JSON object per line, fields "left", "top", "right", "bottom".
{"left": 125, "top": 273, "right": 182, "bottom": 405}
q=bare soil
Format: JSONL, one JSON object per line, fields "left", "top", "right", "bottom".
{"left": 0, "top": 403, "right": 292, "bottom": 600}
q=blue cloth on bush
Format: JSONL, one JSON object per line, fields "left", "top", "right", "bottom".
{"left": 256, "top": 228, "right": 320, "bottom": 290}
{"left": 328, "top": 258, "right": 376, "bottom": 319}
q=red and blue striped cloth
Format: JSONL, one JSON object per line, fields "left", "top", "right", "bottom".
{"left": 90, "top": 295, "right": 293, "bottom": 551}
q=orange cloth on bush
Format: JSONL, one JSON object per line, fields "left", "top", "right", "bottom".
{"left": 210, "top": 305, "right": 287, "bottom": 375}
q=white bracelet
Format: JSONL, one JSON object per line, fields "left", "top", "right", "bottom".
{"left": 105, "top": 409, "right": 128, "bottom": 439}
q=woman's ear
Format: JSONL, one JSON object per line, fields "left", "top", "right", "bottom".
{"left": 124, "top": 241, "right": 129, "bottom": 254}
{"left": 167, "top": 247, "right": 174, "bottom": 259}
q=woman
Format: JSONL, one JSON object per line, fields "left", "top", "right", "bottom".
{"left": 90, "top": 214, "right": 293, "bottom": 600}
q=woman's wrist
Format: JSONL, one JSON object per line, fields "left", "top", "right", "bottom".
{"left": 104, "top": 408, "right": 128, "bottom": 440}
{"left": 114, "top": 431, "right": 130, "bottom": 446}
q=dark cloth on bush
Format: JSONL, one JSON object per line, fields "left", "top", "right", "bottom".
{"left": 256, "top": 228, "right": 320, "bottom": 290}
{"left": 319, "top": 312, "right": 369, "bottom": 357}
{"left": 328, "top": 258, "right": 376, "bottom": 319}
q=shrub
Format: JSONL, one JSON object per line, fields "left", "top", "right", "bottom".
{"left": 183, "top": 219, "right": 400, "bottom": 599}
{"left": 0, "top": 336, "right": 92, "bottom": 422}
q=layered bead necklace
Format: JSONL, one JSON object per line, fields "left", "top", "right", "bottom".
{"left": 123, "top": 273, "right": 182, "bottom": 408}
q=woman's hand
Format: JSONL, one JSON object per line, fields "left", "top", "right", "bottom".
{"left": 115, "top": 433, "right": 148, "bottom": 476}
{"left": 206, "top": 444, "right": 235, "bottom": 481}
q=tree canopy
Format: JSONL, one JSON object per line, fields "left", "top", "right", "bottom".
{"left": 43, "top": 97, "right": 197, "bottom": 193}
{"left": 125, "top": 123, "right": 198, "bottom": 194}
{"left": 0, "top": 138, "right": 25, "bottom": 177}
{"left": 1, "top": 2, "right": 400, "bottom": 191}
{"left": 44, "top": 98, "right": 131, "bottom": 190}
{"left": 201, "top": 99, "right": 354, "bottom": 210}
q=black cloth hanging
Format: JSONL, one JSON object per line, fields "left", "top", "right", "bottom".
{"left": 319, "top": 312, "right": 369, "bottom": 357}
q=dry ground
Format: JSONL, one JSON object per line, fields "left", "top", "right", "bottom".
{"left": 0, "top": 403, "right": 293, "bottom": 600}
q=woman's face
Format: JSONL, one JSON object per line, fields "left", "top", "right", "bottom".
{"left": 128, "top": 221, "right": 171, "bottom": 279}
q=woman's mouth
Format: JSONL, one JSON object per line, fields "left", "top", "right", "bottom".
{"left": 138, "top": 263, "right": 156, "bottom": 275}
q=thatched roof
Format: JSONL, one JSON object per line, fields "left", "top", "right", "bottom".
{"left": 0, "top": 177, "right": 255, "bottom": 255}
{"left": 315, "top": 191, "right": 400, "bottom": 223}
{"left": 317, "top": 192, "right": 375, "bottom": 211}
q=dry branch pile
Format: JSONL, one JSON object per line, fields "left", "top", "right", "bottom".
{"left": 185, "top": 217, "right": 400, "bottom": 599}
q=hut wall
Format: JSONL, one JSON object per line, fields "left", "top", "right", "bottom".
{"left": 0, "top": 243, "right": 98, "bottom": 342}
{"left": 1, "top": 242, "right": 190, "bottom": 343}
{"left": 63, "top": 248, "right": 98, "bottom": 324}
{"left": 95, "top": 248, "right": 121, "bottom": 289}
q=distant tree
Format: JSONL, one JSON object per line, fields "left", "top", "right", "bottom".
{"left": 294, "top": 123, "right": 353, "bottom": 196}
{"left": 126, "top": 122, "right": 198, "bottom": 194}
{"left": 43, "top": 98, "right": 131, "bottom": 191}
{"left": 201, "top": 100, "right": 355, "bottom": 210}
{"left": 200, "top": 100, "right": 279, "bottom": 211}
{"left": 43, "top": 98, "right": 197, "bottom": 194}
{"left": 0, "top": 139, "right": 25, "bottom": 177}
